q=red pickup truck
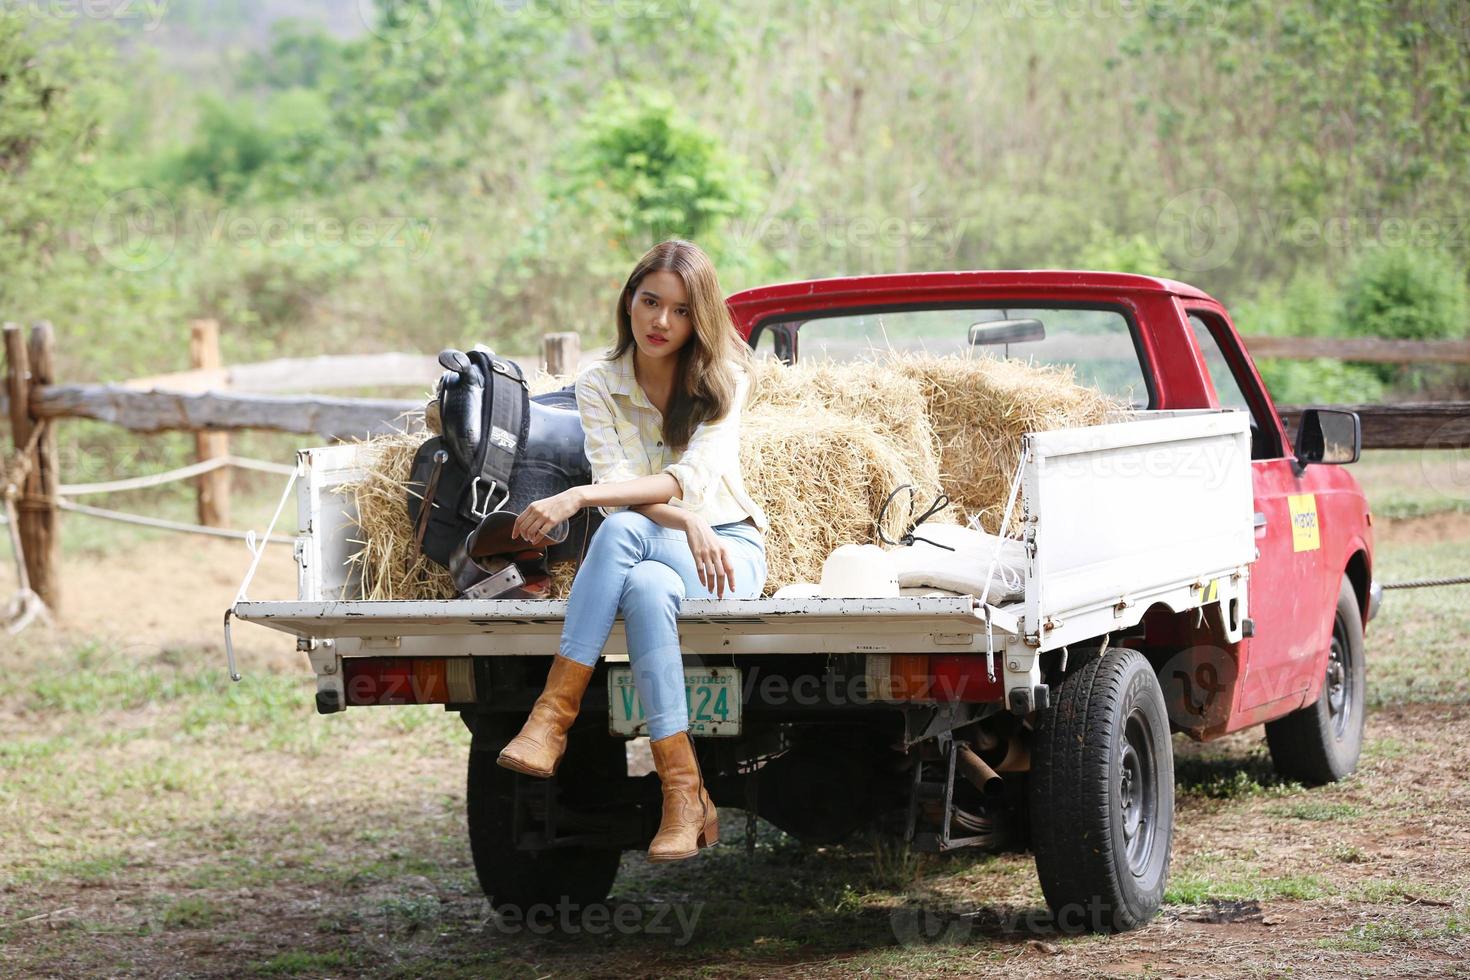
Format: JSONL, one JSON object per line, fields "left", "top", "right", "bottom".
{"left": 234, "top": 270, "right": 1379, "bottom": 933}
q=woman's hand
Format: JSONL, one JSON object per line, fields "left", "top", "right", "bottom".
{"left": 511, "top": 489, "right": 582, "bottom": 545}
{"left": 681, "top": 512, "right": 736, "bottom": 599}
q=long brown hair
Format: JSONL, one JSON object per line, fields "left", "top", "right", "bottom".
{"left": 607, "top": 239, "right": 755, "bottom": 452}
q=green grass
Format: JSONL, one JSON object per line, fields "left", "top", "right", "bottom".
{"left": 254, "top": 950, "right": 351, "bottom": 976}
{"left": 1364, "top": 533, "right": 1470, "bottom": 706}
{"left": 1165, "top": 871, "right": 1332, "bottom": 905}
{"left": 1265, "top": 801, "right": 1362, "bottom": 821}
{"left": 1354, "top": 449, "right": 1470, "bottom": 520}
{"left": 1172, "top": 747, "right": 1299, "bottom": 801}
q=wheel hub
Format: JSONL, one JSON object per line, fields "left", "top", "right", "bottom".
{"left": 1119, "top": 709, "right": 1157, "bottom": 876}
{"left": 1326, "top": 639, "right": 1347, "bottom": 718}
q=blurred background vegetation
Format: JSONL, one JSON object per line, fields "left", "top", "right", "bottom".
{"left": 2, "top": 0, "right": 1468, "bottom": 493}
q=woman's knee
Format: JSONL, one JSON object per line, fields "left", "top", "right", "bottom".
{"left": 586, "top": 509, "right": 658, "bottom": 561}
{"left": 621, "top": 559, "right": 686, "bottom": 605}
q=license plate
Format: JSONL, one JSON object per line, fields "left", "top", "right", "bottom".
{"left": 607, "top": 666, "right": 741, "bottom": 737}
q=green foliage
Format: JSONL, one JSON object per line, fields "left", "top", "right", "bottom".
{"left": 1342, "top": 247, "right": 1469, "bottom": 343}
{"left": 161, "top": 90, "right": 337, "bottom": 200}
{"left": 1076, "top": 224, "right": 1174, "bottom": 277}
{"left": 239, "top": 19, "right": 345, "bottom": 92}
{"left": 1255, "top": 358, "right": 1386, "bottom": 405}
{"left": 0, "top": 12, "right": 118, "bottom": 307}
{"left": 1342, "top": 246, "right": 1470, "bottom": 388}
{"left": 557, "top": 90, "right": 759, "bottom": 250}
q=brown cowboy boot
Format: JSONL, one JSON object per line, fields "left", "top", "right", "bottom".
{"left": 647, "top": 730, "right": 720, "bottom": 861}
{"left": 496, "top": 655, "right": 594, "bottom": 777}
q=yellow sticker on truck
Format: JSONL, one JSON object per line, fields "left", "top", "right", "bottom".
{"left": 1288, "top": 493, "right": 1321, "bottom": 552}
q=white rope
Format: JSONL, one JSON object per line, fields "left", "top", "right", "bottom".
{"left": 977, "top": 451, "right": 1028, "bottom": 683}
{"left": 59, "top": 454, "right": 295, "bottom": 496}
{"left": 57, "top": 499, "right": 294, "bottom": 545}
{"left": 225, "top": 458, "right": 303, "bottom": 682}
{"left": 2, "top": 492, "right": 51, "bottom": 634}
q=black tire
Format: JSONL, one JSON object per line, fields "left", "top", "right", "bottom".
{"left": 466, "top": 728, "right": 623, "bottom": 912}
{"left": 1031, "top": 647, "right": 1174, "bottom": 933}
{"left": 1265, "top": 576, "right": 1366, "bottom": 786}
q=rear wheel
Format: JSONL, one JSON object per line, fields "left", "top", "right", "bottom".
{"left": 1030, "top": 647, "right": 1174, "bottom": 933}
{"left": 1265, "top": 576, "right": 1366, "bottom": 786}
{"left": 466, "top": 724, "right": 623, "bottom": 912}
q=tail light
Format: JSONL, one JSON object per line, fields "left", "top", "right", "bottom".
{"left": 866, "top": 653, "right": 1003, "bottom": 703}
{"left": 343, "top": 657, "right": 477, "bottom": 706}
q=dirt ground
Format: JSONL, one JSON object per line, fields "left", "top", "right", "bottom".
{"left": 1, "top": 500, "right": 1467, "bottom": 978}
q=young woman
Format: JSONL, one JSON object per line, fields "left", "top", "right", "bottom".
{"left": 497, "top": 239, "right": 770, "bottom": 862}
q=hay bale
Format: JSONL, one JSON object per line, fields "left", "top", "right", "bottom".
{"left": 339, "top": 428, "right": 457, "bottom": 601}
{"left": 740, "top": 403, "right": 929, "bottom": 595}
{"left": 889, "top": 353, "right": 1127, "bottom": 533}
{"left": 748, "top": 357, "right": 950, "bottom": 515}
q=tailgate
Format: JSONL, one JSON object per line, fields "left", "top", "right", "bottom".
{"left": 231, "top": 595, "right": 1020, "bottom": 659}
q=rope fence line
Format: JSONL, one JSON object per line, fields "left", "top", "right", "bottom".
{"left": 57, "top": 454, "right": 295, "bottom": 496}
{"left": 1, "top": 451, "right": 297, "bottom": 548}
{"left": 55, "top": 500, "right": 295, "bottom": 545}
{"left": 1383, "top": 576, "right": 1470, "bottom": 590}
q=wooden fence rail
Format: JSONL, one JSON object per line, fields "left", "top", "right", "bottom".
{"left": 1277, "top": 402, "right": 1470, "bottom": 450}
{"left": 1239, "top": 335, "right": 1470, "bottom": 364}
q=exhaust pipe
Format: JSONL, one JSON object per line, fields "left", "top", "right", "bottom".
{"left": 955, "top": 743, "right": 1004, "bottom": 797}
{"left": 997, "top": 731, "right": 1031, "bottom": 773}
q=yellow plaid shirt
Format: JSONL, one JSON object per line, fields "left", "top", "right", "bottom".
{"left": 574, "top": 346, "right": 770, "bottom": 534}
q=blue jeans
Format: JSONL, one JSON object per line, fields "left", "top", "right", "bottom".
{"left": 559, "top": 510, "right": 768, "bottom": 740}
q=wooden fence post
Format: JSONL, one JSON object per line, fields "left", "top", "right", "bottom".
{"left": 4, "top": 322, "right": 60, "bottom": 612}
{"left": 27, "top": 322, "right": 60, "bottom": 612}
{"left": 543, "top": 332, "right": 580, "bottom": 378}
{"left": 190, "top": 319, "right": 230, "bottom": 528}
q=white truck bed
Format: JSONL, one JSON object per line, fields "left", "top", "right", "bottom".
{"left": 229, "top": 409, "right": 1254, "bottom": 702}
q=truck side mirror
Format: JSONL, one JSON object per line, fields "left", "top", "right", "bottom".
{"left": 1295, "top": 408, "right": 1361, "bottom": 467}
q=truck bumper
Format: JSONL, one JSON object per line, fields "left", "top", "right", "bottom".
{"left": 1367, "top": 579, "right": 1383, "bottom": 622}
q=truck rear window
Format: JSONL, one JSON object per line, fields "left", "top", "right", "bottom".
{"left": 764, "top": 305, "right": 1149, "bottom": 407}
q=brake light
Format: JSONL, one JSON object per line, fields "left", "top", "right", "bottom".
{"left": 866, "top": 654, "right": 1003, "bottom": 703}
{"left": 343, "top": 658, "right": 477, "bottom": 706}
